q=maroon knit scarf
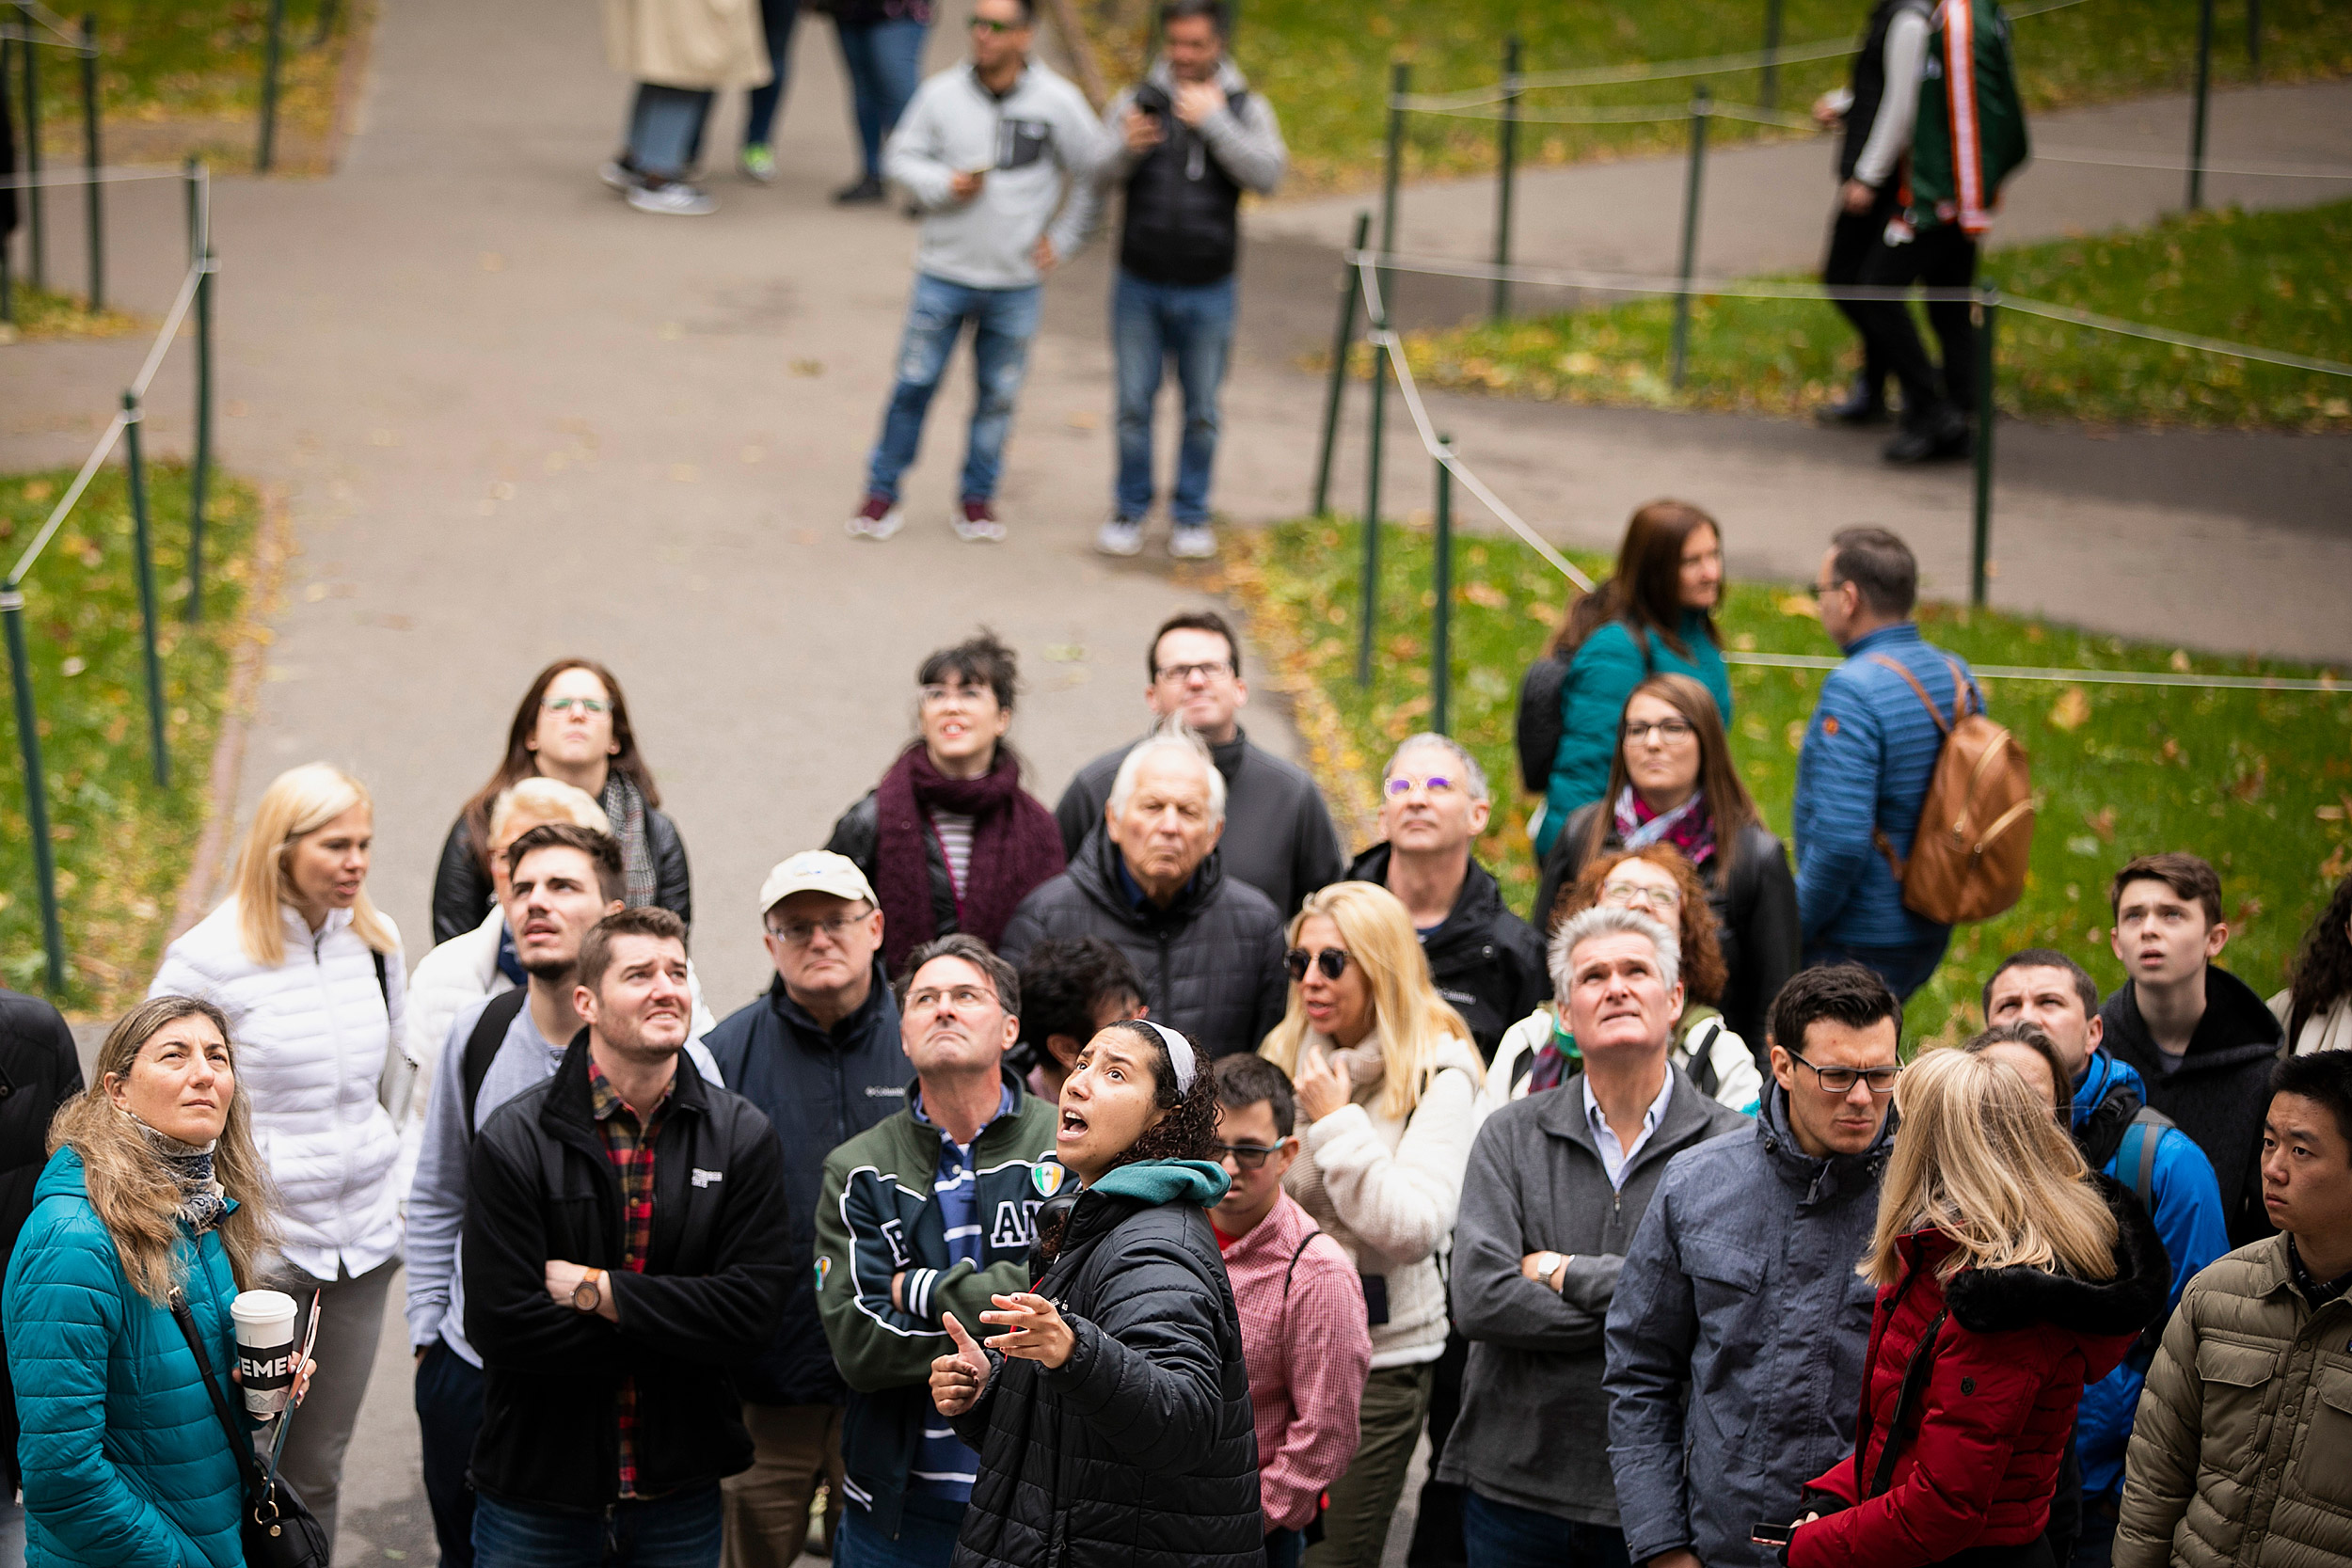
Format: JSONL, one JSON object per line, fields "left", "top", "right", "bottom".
{"left": 873, "top": 742, "right": 1066, "bottom": 971}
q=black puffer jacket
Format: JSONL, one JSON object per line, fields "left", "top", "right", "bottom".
{"left": 948, "top": 1164, "right": 1260, "bottom": 1568}
{"left": 434, "top": 806, "right": 692, "bottom": 945}
{"left": 1534, "top": 804, "right": 1799, "bottom": 1053}
{"left": 1345, "top": 843, "right": 1549, "bottom": 1063}
{"left": 997, "top": 829, "right": 1287, "bottom": 1057}
{"left": 0, "top": 988, "right": 85, "bottom": 1494}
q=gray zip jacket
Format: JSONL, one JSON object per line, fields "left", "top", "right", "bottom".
{"left": 1603, "top": 1082, "right": 1893, "bottom": 1568}
{"left": 1438, "top": 1066, "right": 1748, "bottom": 1526}
{"left": 883, "top": 58, "right": 1107, "bottom": 290}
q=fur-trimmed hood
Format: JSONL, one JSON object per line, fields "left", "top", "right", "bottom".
{"left": 1943, "top": 1172, "right": 2172, "bottom": 1339}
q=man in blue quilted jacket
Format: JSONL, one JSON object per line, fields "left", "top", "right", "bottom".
{"left": 1792, "top": 526, "right": 1981, "bottom": 1000}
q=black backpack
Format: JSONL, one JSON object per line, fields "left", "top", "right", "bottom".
{"left": 1514, "top": 654, "right": 1571, "bottom": 796}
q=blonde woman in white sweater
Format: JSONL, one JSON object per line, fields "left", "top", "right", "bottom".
{"left": 1259, "top": 880, "right": 1485, "bottom": 1568}
{"left": 149, "top": 762, "right": 403, "bottom": 1552}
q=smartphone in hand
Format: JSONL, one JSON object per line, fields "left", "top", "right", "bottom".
{"left": 1752, "top": 1523, "right": 1796, "bottom": 1547}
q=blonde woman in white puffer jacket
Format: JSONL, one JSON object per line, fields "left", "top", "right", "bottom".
{"left": 149, "top": 762, "right": 405, "bottom": 1552}
{"left": 1259, "top": 880, "right": 1486, "bottom": 1568}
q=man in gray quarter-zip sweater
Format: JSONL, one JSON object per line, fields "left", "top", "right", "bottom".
{"left": 850, "top": 0, "right": 1106, "bottom": 546}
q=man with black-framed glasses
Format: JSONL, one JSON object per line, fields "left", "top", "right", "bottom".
{"left": 1603, "top": 962, "right": 1899, "bottom": 1568}
{"left": 702, "top": 853, "right": 912, "bottom": 1567}
{"left": 1208, "top": 1054, "right": 1370, "bottom": 1568}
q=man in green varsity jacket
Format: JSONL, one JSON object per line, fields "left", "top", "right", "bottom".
{"left": 813, "top": 933, "right": 1063, "bottom": 1568}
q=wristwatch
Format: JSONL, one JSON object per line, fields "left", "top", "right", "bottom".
{"left": 1534, "top": 1251, "right": 1565, "bottom": 1291}
{"left": 572, "top": 1267, "right": 604, "bottom": 1312}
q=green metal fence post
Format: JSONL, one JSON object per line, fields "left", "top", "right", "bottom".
{"left": 0, "top": 28, "right": 12, "bottom": 324}
{"left": 1378, "top": 61, "right": 1406, "bottom": 328}
{"left": 1359, "top": 319, "right": 1387, "bottom": 688}
{"left": 1671, "top": 87, "right": 1710, "bottom": 389}
{"left": 187, "top": 244, "right": 214, "bottom": 622}
{"left": 1432, "top": 436, "right": 1454, "bottom": 736}
{"left": 1311, "top": 211, "right": 1370, "bottom": 517}
{"left": 1491, "top": 36, "right": 1519, "bottom": 324}
{"left": 79, "top": 13, "right": 100, "bottom": 313}
{"left": 257, "top": 0, "right": 286, "bottom": 173}
{"left": 1971, "top": 293, "right": 1997, "bottom": 608}
{"left": 1761, "top": 0, "right": 1786, "bottom": 111}
{"left": 121, "top": 391, "right": 169, "bottom": 786}
{"left": 22, "top": 12, "right": 42, "bottom": 292}
{"left": 2187, "top": 0, "right": 2214, "bottom": 210}
{"left": 2246, "top": 0, "right": 2259, "bottom": 81}
{"left": 1, "top": 584, "right": 65, "bottom": 994}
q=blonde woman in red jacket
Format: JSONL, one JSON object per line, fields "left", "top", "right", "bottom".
{"left": 1783, "top": 1046, "right": 2171, "bottom": 1568}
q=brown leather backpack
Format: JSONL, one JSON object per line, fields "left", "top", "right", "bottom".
{"left": 1868, "top": 654, "right": 2035, "bottom": 925}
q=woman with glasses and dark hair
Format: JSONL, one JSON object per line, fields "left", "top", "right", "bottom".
{"left": 432, "top": 657, "right": 691, "bottom": 944}
{"left": 1486, "top": 845, "right": 1763, "bottom": 1116}
{"left": 1534, "top": 671, "right": 1797, "bottom": 1049}
{"left": 827, "top": 629, "right": 1066, "bottom": 974}
{"left": 1255, "top": 882, "right": 1484, "bottom": 1568}
{"left": 1533, "top": 501, "right": 1735, "bottom": 857}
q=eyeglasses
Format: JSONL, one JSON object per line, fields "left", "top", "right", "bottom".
{"left": 969, "top": 15, "right": 1024, "bottom": 32}
{"left": 1285, "top": 947, "right": 1349, "bottom": 982}
{"left": 1786, "top": 1048, "right": 1901, "bottom": 1096}
{"left": 1216, "top": 1141, "right": 1287, "bottom": 1170}
{"left": 919, "top": 684, "right": 993, "bottom": 710}
{"left": 768, "top": 911, "right": 871, "bottom": 946}
{"left": 907, "top": 984, "right": 1001, "bottom": 1013}
{"left": 1811, "top": 579, "right": 1848, "bottom": 598}
{"left": 543, "top": 696, "right": 609, "bottom": 716}
{"left": 1153, "top": 659, "right": 1233, "bottom": 685}
{"left": 1620, "top": 718, "right": 1695, "bottom": 744}
{"left": 1383, "top": 774, "right": 1460, "bottom": 799}
{"left": 1599, "top": 879, "right": 1681, "bottom": 912}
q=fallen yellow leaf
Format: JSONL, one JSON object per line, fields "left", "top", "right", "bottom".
{"left": 2048, "top": 688, "right": 2092, "bottom": 732}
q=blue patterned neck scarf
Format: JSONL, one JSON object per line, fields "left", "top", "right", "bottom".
{"left": 133, "top": 1117, "right": 227, "bottom": 1235}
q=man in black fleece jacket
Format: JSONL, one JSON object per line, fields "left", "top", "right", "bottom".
{"left": 2098, "top": 854, "right": 2284, "bottom": 1248}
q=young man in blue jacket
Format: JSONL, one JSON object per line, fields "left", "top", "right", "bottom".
{"left": 1792, "top": 526, "right": 1981, "bottom": 1000}
{"left": 703, "top": 852, "right": 914, "bottom": 1567}
{"left": 1985, "top": 947, "right": 2228, "bottom": 1568}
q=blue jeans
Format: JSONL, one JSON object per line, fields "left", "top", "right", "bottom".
{"left": 1112, "top": 269, "right": 1236, "bottom": 525}
{"left": 1460, "top": 1492, "right": 1629, "bottom": 1568}
{"left": 866, "top": 273, "right": 1042, "bottom": 504}
{"left": 626, "top": 83, "right": 715, "bottom": 182}
{"left": 834, "top": 1496, "right": 964, "bottom": 1568}
{"left": 743, "top": 0, "right": 802, "bottom": 148}
{"left": 1804, "top": 932, "right": 1951, "bottom": 1003}
{"left": 834, "top": 17, "right": 928, "bottom": 177}
{"left": 1264, "top": 1527, "right": 1305, "bottom": 1568}
{"left": 472, "top": 1484, "right": 723, "bottom": 1568}
{"left": 415, "top": 1338, "right": 485, "bottom": 1568}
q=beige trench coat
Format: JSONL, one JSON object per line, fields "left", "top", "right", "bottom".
{"left": 604, "top": 0, "right": 771, "bottom": 91}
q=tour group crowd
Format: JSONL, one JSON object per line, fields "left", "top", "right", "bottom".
{"left": 0, "top": 498, "right": 2346, "bottom": 1568}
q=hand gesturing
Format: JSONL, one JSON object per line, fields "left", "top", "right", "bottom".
{"left": 930, "top": 1313, "right": 993, "bottom": 1416}
{"left": 979, "top": 1291, "right": 1076, "bottom": 1369}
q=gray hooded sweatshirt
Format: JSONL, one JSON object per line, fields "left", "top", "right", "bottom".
{"left": 882, "top": 58, "right": 1107, "bottom": 291}
{"left": 1438, "top": 1066, "right": 1748, "bottom": 1527}
{"left": 1603, "top": 1081, "right": 1894, "bottom": 1568}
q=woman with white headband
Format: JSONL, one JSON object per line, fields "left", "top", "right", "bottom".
{"left": 927, "top": 1019, "right": 1262, "bottom": 1568}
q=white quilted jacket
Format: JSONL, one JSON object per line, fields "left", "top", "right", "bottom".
{"left": 150, "top": 897, "right": 407, "bottom": 1281}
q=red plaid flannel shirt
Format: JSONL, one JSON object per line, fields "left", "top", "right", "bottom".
{"left": 588, "top": 1060, "right": 674, "bottom": 1499}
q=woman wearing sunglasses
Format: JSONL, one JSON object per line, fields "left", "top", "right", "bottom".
{"left": 1256, "top": 882, "right": 1486, "bottom": 1568}
{"left": 1534, "top": 671, "right": 1797, "bottom": 1050}
{"left": 1486, "top": 846, "right": 1763, "bottom": 1117}
{"left": 432, "top": 657, "right": 691, "bottom": 944}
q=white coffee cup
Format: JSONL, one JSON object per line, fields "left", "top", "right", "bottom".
{"left": 230, "top": 1290, "right": 299, "bottom": 1418}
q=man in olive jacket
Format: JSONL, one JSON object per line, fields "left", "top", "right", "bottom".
{"left": 2114, "top": 1052, "right": 2352, "bottom": 1568}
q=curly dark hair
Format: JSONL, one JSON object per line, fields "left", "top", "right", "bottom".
{"left": 2284, "top": 874, "right": 2352, "bottom": 1045}
{"left": 1037, "top": 1022, "right": 1220, "bottom": 1259}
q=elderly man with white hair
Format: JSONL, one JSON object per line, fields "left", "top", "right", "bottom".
{"left": 999, "top": 721, "right": 1287, "bottom": 1055}
{"left": 1438, "top": 906, "right": 1749, "bottom": 1568}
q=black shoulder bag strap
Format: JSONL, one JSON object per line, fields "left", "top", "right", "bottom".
{"left": 1863, "top": 1307, "right": 1951, "bottom": 1499}
{"left": 464, "top": 989, "right": 531, "bottom": 1137}
{"left": 167, "top": 1290, "right": 330, "bottom": 1568}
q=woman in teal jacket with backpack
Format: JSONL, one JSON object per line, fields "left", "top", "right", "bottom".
{"left": 6, "top": 996, "right": 291, "bottom": 1567}
{"left": 1533, "top": 501, "right": 1735, "bottom": 859}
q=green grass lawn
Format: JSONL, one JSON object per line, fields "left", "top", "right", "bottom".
{"left": 1381, "top": 200, "right": 2352, "bottom": 432}
{"left": 0, "top": 467, "right": 262, "bottom": 1017}
{"left": 1221, "top": 518, "right": 2352, "bottom": 1044}
{"left": 1193, "top": 0, "right": 2352, "bottom": 189}
{"left": 0, "top": 283, "right": 142, "bottom": 342}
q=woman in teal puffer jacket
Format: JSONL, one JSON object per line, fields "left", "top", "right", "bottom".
{"left": 1534, "top": 500, "right": 1735, "bottom": 859}
{"left": 7, "top": 995, "right": 283, "bottom": 1568}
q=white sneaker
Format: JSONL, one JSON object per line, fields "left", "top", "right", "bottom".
{"left": 598, "top": 159, "right": 636, "bottom": 193}
{"left": 953, "top": 499, "right": 1007, "bottom": 543}
{"left": 1094, "top": 516, "right": 1145, "bottom": 557}
{"left": 628, "top": 180, "right": 717, "bottom": 216}
{"left": 1168, "top": 523, "right": 1218, "bottom": 560}
{"left": 848, "top": 494, "right": 904, "bottom": 540}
